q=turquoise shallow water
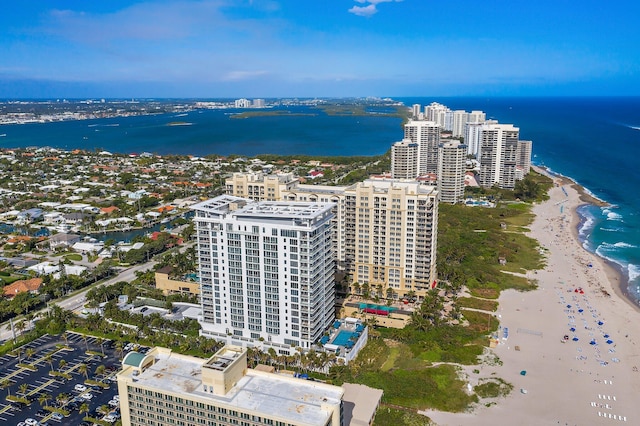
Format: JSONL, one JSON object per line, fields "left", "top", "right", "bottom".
{"left": 2, "top": 97, "right": 640, "bottom": 305}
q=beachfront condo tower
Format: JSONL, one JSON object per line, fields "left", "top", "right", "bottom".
{"left": 225, "top": 175, "right": 440, "bottom": 301}
{"left": 403, "top": 119, "right": 441, "bottom": 175}
{"left": 437, "top": 140, "right": 467, "bottom": 204}
{"left": 192, "top": 195, "right": 336, "bottom": 354}
{"left": 516, "top": 139, "right": 533, "bottom": 177}
{"left": 391, "top": 138, "right": 420, "bottom": 179}
{"left": 478, "top": 123, "right": 520, "bottom": 189}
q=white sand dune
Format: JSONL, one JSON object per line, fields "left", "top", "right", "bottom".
{"left": 424, "top": 173, "right": 640, "bottom": 426}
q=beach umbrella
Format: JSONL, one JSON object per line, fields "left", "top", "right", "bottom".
{"left": 578, "top": 309, "right": 584, "bottom": 313}
{"left": 590, "top": 340, "right": 596, "bottom": 345}
{"left": 606, "top": 340, "right": 613, "bottom": 344}
{"left": 567, "top": 304, "right": 572, "bottom": 308}
{"left": 520, "top": 370, "right": 527, "bottom": 376}
{"left": 598, "top": 321, "right": 604, "bottom": 326}
{"left": 603, "top": 334, "right": 609, "bottom": 338}
{"left": 572, "top": 337, "right": 579, "bottom": 341}
{"left": 570, "top": 327, "right": 576, "bottom": 332}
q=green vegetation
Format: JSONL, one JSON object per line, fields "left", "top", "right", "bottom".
{"left": 474, "top": 378, "right": 514, "bottom": 398}
{"left": 457, "top": 297, "right": 499, "bottom": 312}
{"left": 437, "top": 201, "right": 545, "bottom": 295}
{"left": 49, "top": 371, "right": 72, "bottom": 380}
{"left": 374, "top": 407, "right": 435, "bottom": 426}
{"left": 63, "top": 253, "right": 82, "bottom": 261}
{"left": 17, "top": 363, "right": 37, "bottom": 371}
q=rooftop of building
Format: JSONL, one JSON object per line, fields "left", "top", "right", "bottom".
{"left": 192, "top": 195, "right": 335, "bottom": 222}
{"left": 351, "top": 179, "right": 438, "bottom": 195}
{"left": 236, "top": 201, "right": 334, "bottom": 220}
{"left": 190, "top": 195, "right": 248, "bottom": 214}
{"left": 119, "top": 347, "right": 343, "bottom": 426}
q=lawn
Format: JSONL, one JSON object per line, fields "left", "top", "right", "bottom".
{"left": 456, "top": 297, "right": 498, "bottom": 312}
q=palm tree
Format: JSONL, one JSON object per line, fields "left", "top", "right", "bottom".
{"left": 361, "top": 283, "right": 370, "bottom": 300}
{"left": 25, "top": 348, "right": 35, "bottom": 362}
{"left": 38, "top": 392, "right": 50, "bottom": 408}
{"left": 56, "top": 392, "right": 69, "bottom": 407}
{"left": 78, "top": 363, "right": 88, "bottom": 380}
{"left": 19, "top": 383, "right": 29, "bottom": 398}
{"left": 82, "top": 334, "right": 89, "bottom": 351}
{"left": 15, "top": 320, "right": 26, "bottom": 337}
{"left": 115, "top": 341, "right": 124, "bottom": 360}
{"left": 97, "top": 404, "right": 110, "bottom": 416}
{"left": 62, "top": 332, "right": 69, "bottom": 347}
{"left": 95, "top": 364, "right": 106, "bottom": 379}
{"left": 79, "top": 402, "right": 90, "bottom": 419}
{"left": 44, "top": 354, "right": 54, "bottom": 373}
{"left": 97, "top": 338, "right": 105, "bottom": 356}
{"left": 58, "top": 359, "right": 67, "bottom": 372}
{"left": 352, "top": 282, "right": 361, "bottom": 296}
{"left": 386, "top": 287, "right": 394, "bottom": 300}
{"left": 0, "top": 378, "right": 11, "bottom": 397}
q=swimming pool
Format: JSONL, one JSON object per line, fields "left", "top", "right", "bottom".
{"left": 332, "top": 330, "right": 358, "bottom": 347}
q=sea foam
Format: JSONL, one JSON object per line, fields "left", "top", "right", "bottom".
{"left": 628, "top": 264, "right": 640, "bottom": 282}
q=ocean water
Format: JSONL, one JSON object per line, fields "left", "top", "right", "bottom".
{"left": 402, "top": 97, "right": 640, "bottom": 306}
{"left": 2, "top": 97, "right": 640, "bottom": 304}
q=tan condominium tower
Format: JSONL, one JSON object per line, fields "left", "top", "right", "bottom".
{"left": 343, "top": 179, "right": 438, "bottom": 299}
{"left": 391, "top": 138, "right": 419, "bottom": 179}
{"left": 226, "top": 175, "right": 440, "bottom": 301}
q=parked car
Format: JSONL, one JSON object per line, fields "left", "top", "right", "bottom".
{"left": 51, "top": 413, "right": 64, "bottom": 421}
{"left": 74, "top": 384, "right": 87, "bottom": 393}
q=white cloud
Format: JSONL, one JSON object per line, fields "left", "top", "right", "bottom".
{"left": 349, "top": 0, "right": 401, "bottom": 17}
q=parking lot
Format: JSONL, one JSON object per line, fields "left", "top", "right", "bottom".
{"left": 0, "top": 332, "right": 124, "bottom": 426}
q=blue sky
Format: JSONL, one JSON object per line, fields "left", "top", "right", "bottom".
{"left": 1, "top": 0, "right": 638, "bottom": 98}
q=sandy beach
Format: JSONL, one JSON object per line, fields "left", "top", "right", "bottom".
{"left": 424, "top": 174, "right": 640, "bottom": 425}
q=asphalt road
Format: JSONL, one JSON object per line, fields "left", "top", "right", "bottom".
{"left": 1, "top": 260, "right": 157, "bottom": 343}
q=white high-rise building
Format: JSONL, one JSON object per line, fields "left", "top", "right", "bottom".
{"left": 464, "top": 121, "right": 484, "bottom": 157}
{"left": 391, "top": 138, "right": 420, "bottom": 179}
{"left": 425, "top": 102, "right": 449, "bottom": 125}
{"left": 465, "top": 119, "right": 498, "bottom": 157}
{"left": 234, "top": 98, "right": 251, "bottom": 108}
{"left": 412, "top": 103, "right": 422, "bottom": 119}
{"left": 404, "top": 120, "right": 441, "bottom": 175}
{"left": 451, "top": 110, "right": 468, "bottom": 138}
{"left": 478, "top": 124, "right": 520, "bottom": 189}
{"left": 252, "top": 98, "right": 265, "bottom": 108}
{"left": 437, "top": 141, "right": 467, "bottom": 204}
{"left": 192, "top": 195, "right": 336, "bottom": 353}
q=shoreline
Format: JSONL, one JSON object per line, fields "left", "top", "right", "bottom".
{"left": 425, "top": 173, "right": 640, "bottom": 425}
{"left": 533, "top": 165, "right": 639, "bottom": 313}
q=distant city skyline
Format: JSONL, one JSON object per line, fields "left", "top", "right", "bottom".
{"left": 1, "top": 0, "right": 639, "bottom": 98}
